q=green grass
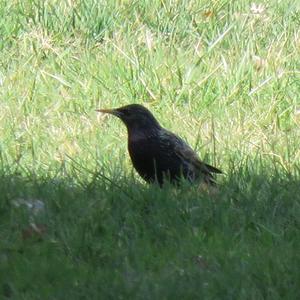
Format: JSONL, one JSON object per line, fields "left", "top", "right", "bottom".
{"left": 0, "top": 0, "right": 300, "bottom": 299}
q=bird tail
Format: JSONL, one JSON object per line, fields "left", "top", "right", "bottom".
{"left": 204, "top": 163, "right": 222, "bottom": 174}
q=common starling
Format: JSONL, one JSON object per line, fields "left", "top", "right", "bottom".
{"left": 97, "top": 104, "right": 222, "bottom": 186}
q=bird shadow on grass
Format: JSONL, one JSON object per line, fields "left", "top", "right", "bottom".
{"left": 0, "top": 165, "right": 299, "bottom": 299}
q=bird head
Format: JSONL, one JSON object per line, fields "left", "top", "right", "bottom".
{"left": 96, "top": 104, "right": 161, "bottom": 132}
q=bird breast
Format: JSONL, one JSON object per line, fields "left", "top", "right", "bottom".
{"left": 127, "top": 132, "right": 153, "bottom": 161}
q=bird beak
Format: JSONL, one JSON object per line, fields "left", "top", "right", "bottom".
{"left": 96, "top": 108, "right": 121, "bottom": 117}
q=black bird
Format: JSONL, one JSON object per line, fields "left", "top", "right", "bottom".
{"left": 97, "top": 104, "right": 222, "bottom": 186}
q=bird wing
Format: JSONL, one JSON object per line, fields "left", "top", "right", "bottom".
{"left": 175, "top": 143, "right": 222, "bottom": 174}
{"left": 162, "top": 131, "right": 222, "bottom": 175}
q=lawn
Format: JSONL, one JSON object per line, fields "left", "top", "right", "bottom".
{"left": 0, "top": 0, "right": 299, "bottom": 299}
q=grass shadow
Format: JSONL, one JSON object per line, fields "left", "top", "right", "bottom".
{"left": 0, "top": 165, "right": 299, "bottom": 299}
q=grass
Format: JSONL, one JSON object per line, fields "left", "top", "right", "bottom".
{"left": 0, "top": 0, "right": 300, "bottom": 299}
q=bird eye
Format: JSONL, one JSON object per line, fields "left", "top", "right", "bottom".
{"left": 122, "top": 109, "right": 130, "bottom": 115}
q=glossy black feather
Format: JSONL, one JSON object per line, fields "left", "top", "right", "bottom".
{"left": 98, "top": 104, "right": 222, "bottom": 185}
